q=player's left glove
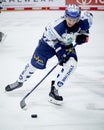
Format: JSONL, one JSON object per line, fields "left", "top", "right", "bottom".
{"left": 76, "top": 34, "right": 89, "bottom": 45}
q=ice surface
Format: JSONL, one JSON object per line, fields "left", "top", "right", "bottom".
{"left": 0, "top": 10, "right": 104, "bottom": 130}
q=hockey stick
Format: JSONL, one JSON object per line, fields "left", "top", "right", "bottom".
{"left": 20, "top": 43, "right": 78, "bottom": 109}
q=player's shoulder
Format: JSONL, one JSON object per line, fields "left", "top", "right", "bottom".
{"left": 51, "top": 16, "right": 65, "bottom": 27}
{"left": 78, "top": 11, "right": 93, "bottom": 31}
{"left": 80, "top": 11, "right": 93, "bottom": 27}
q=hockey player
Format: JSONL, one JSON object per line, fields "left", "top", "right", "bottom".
{"left": 0, "top": 0, "right": 3, "bottom": 12}
{"left": 5, "top": 4, "right": 93, "bottom": 105}
{"left": 0, "top": 1, "right": 6, "bottom": 43}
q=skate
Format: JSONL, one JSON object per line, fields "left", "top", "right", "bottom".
{"left": 5, "top": 81, "right": 23, "bottom": 92}
{"left": 0, "top": 32, "right": 7, "bottom": 43}
{"left": 48, "top": 81, "right": 63, "bottom": 105}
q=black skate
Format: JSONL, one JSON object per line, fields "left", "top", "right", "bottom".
{"left": 5, "top": 81, "right": 23, "bottom": 92}
{"left": 49, "top": 81, "right": 63, "bottom": 105}
{"left": 0, "top": 32, "right": 6, "bottom": 42}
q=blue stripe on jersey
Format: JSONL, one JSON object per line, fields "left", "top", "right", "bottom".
{"left": 54, "top": 18, "right": 90, "bottom": 36}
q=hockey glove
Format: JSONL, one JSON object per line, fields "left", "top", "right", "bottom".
{"left": 59, "top": 54, "right": 70, "bottom": 66}
{"left": 54, "top": 43, "right": 70, "bottom": 66}
{"left": 76, "top": 34, "right": 89, "bottom": 45}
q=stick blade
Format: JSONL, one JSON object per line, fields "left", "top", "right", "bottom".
{"left": 20, "top": 99, "right": 27, "bottom": 109}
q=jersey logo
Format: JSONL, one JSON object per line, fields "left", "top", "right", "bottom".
{"left": 61, "top": 32, "right": 75, "bottom": 45}
{"left": 33, "top": 55, "right": 43, "bottom": 64}
{"left": 76, "top": 0, "right": 92, "bottom": 5}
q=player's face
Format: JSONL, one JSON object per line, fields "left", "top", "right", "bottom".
{"left": 66, "top": 17, "right": 78, "bottom": 27}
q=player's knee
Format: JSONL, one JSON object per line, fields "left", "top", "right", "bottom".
{"left": 64, "top": 57, "right": 77, "bottom": 70}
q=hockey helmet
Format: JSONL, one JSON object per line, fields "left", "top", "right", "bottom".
{"left": 65, "top": 4, "right": 81, "bottom": 20}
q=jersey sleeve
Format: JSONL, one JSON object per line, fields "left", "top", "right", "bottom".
{"left": 78, "top": 11, "right": 93, "bottom": 36}
{"left": 81, "top": 10, "right": 93, "bottom": 29}
{"left": 42, "top": 18, "right": 66, "bottom": 47}
{"left": 42, "top": 23, "right": 61, "bottom": 48}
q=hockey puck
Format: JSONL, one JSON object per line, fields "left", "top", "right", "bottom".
{"left": 31, "top": 114, "right": 38, "bottom": 118}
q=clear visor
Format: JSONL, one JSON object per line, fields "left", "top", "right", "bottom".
{"left": 65, "top": 16, "right": 79, "bottom": 22}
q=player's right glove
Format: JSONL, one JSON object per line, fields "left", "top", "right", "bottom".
{"left": 76, "top": 34, "right": 89, "bottom": 45}
{"left": 54, "top": 43, "right": 70, "bottom": 66}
